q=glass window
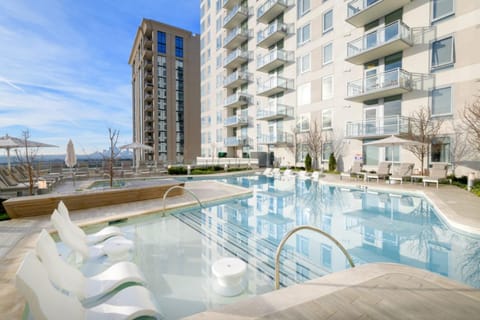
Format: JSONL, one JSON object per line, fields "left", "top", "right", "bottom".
{"left": 295, "top": 235, "right": 310, "bottom": 257}
{"left": 323, "top": 42, "right": 333, "bottom": 65}
{"left": 297, "top": 83, "right": 311, "bottom": 106}
{"left": 297, "top": 0, "right": 310, "bottom": 17}
{"left": 321, "top": 244, "right": 332, "bottom": 269}
{"left": 298, "top": 53, "right": 311, "bottom": 74}
{"left": 363, "top": 139, "right": 379, "bottom": 165}
{"left": 432, "top": 36, "right": 454, "bottom": 69}
{"left": 297, "top": 24, "right": 311, "bottom": 47}
{"left": 298, "top": 114, "right": 310, "bottom": 132}
{"left": 322, "top": 142, "right": 333, "bottom": 162}
{"left": 322, "top": 109, "right": 332, "bottom": 129}
{"left": 432, "top": 0, "right": 454, "bottom": 22}
{"left": 431, "top": 86, "right": 452, "bottom": 116}
{"left": 431, "top": 137, "right": 451, "bottom": 162}
{"left": 323, "top": 9, "right": 333, "bottom": 33}
{"left": 157, "top": 31, "right": 166, "bottom": 54}
{"left": 322, "top": 75, "right": 333, "bottom": 100}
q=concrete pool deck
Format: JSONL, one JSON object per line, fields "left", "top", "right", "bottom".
{"left": 1, "top": 173, "right": 480, "bottom": 319}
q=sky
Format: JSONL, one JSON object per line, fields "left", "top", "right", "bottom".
{"left": 0, "top": 0, "right": 200, "bottom": 156}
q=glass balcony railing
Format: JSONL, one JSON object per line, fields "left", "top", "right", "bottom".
{"left": 346, "top": 0, "right": 410, "bottom": 27}
{"left": 224, "top": 113, "right": 248, "bottom": 126}
{"left": 257, "top": 75, "right": 294, "bottom": 96}
{"left": 257, "top": 21, "right": 288, "bottom": 47}
{"left": 224, "top": 27, "right": 249, "bottom": 49}
{"left": 346, "top": 68, "right": 413, "bottom": 101}
{"left": 256, "top": 49, "right": 294, "bottom": 72}
{"left": 223, "top": 71, "right": 251, "bottom": 87}
{"left": 224, "top": 49, "right": 249, "bottom": 68}
{"left": 223, "top": 4, "right": 248, "bottom": 29}
{"left": 257, "top": 131, "right": 293, "bottom": 145}
{"left": 257, "top": 0, "right": 288, "bottom": 23}
{"left": 256, "top": 101, "right": 294, "bottom": 120}
{"left": 223, "top": 0, "right": 241, "bottom": 10}
{"left": 225, "top": 136, "right": 250, "bottom": 147}
{"left": 345, "top": 115, "right": 415, "bottom": 138}
{"left": 224, "top": 92, "right": 251, "bottom": 108}
{"left": 346, "top": 20, "right": 412, "bottom": 64}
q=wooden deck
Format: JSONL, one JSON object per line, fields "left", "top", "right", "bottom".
{"left": 3, "top": 179, "right": 184, "bottom": 218}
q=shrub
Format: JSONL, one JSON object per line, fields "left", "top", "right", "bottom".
{"left": 328, "top": 153, "right": 337, "bottom": 171}
{"left": 168, "top": 166, "right": 187, "bottom": 175}
{"left": 305, "top": 153, "right": 312, "bottom": 171}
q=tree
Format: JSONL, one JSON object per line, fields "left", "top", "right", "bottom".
{"left": 14, "top": 130, "right": 38, "bottom": 195}
{"left": 404, "top": 106, "right": 443, "bottom": 174}
{"left": 105, "top": 128, "right": 120, "bottom": 188}
{"left": 328, "top": 153, "right": 336, "bottom": 171}
{"left": 304, "top": 153, "right": 312, "bottom": 171}
{"left": 463, "top": 93, "right": 480, "bottom": 153}
{"left": 302, "top": 120, "right": 328, "bottom": 170}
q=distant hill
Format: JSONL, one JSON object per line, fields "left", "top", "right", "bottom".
{"left": 0, "top": 150, "right": 133, "bottom": 165}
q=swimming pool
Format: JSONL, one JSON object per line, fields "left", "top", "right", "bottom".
{"left": 75, "top": 174, "right": 480, "bottom": 319}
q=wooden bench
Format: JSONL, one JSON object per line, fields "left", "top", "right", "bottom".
{"left": 4, "top": 180, "right": 184, "bottom": 218}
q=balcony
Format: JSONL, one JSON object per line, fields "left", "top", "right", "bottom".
{"left": 223, "top": 0, "right": 241, "bottom": 10}
{"left": 257, "top": 131, "right": 293, "bottom": 145}
{"left": 144, "top": 94, "right": 153, "bottom": 102}
{"left": 346, "top": 0, "right": 411, "bottom": 27}
{"left": 143, "top": 38, "right": 152, "bottom": 49}
{"left": 143, "top": 60, "right": 152, "bottom": 70}
{"left": 223, "top": 92, "right": 251, "bottom": 109}
{"left": 224, "top": 27, "right": 250, "bottom": 50}
{"left": 256, "top": 49, "right": 294, "bottom": 73}
{"left": 224, "top": 113, "right": 248, "bottom": 127}
{"left": 346, "top": 20, "right": 412, "bottom": 64}
{"left": 257, "top": 21, "right": 289, "bottom": 48}
{"left": 257, "top": 0, "right": 289, "bottom": 24}
{"left": 257, "top": 76, "right": 294, "bottom": 96}
{"left": 224, "top": 49, "right": 250, "bottom": 69}
{"left": 223, "top": 71, "right": 251, "bottom": 89}
{"left": 223, "top": 5, "right": 248, "bottom": 29}
{"left": 225, "top": 136, "right": 250, "bottom": 147}
{"left": 144, "top": 83, "right": 153, "bottom": 92}
{"left": 144, "top": 116, "right": 153, "bottom": 123}
{"left": 256, "top": 102, "right": 294, "bottom": 121}
{"left": 346, "top": 68, "right": 413, "bottom": 102}
{"left": 345, "top": 116, "right": 415, "bottom": 139}
{"left": 144, "top": 103, "right": 153, "bottom": 112}
{"left": 144, "top": 71, "right": 153, "bottom": 81}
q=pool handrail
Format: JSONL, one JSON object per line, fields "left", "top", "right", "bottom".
{"left": 274, "top": 225, "right": 355, "bottom": 290}
{"left": 162, "top": 185, "right": 205, "bottom": 216}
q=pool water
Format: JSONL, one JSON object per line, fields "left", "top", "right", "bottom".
{"left": 74, "top": 174, "right": 480, "bottom": 319}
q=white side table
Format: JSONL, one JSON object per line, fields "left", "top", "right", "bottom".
{"left": 411, "top": 175, "right": 424, "bottom": 184}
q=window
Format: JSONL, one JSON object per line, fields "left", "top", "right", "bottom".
{"left": 157, "top": 31, "right": 166, "bottom": 54}
{"left": 297, "top": 24, "right": 311, "bottom": 47}
{"left": 295, "top": 235, "right": 310, "bottom": 257}
{"left": 298, "top": 114, "right": 310, "bottom": 132}
{"left": 322, "top": 109, "right": 332, "bottom": 129}
{"left": 297, "top": 83, "right": 311, "bottom": 106}
{"left": 322, "top": 75, "right": 333, "bottom": 100}
{"left": 323, "top": 42, "right": 333, "bottom": 65}
{"left": 432, "top": 36, "right": 454, "bottom": 69}
{"left": 323, "top": 9, "right": 333, "bottom": 34}
{"left": 431, "top": 86, "right": 452, "bottom": 116}
{"left": 298, "top": 53, "right": 311, "bottom": 74}
{"left": 297, "top": 0, "right": 310, "bottom": 18}
{"left": 431, "top": 137, "right": 450, "bottom": 163}
{"left": 321, "top": 244, "right": 332, "bottom": 269}
{"left": 432, "top": 0, "right": 454, "bottom": 22}
{"left": 322, "top": 142, "right": 332, "bottom": 162}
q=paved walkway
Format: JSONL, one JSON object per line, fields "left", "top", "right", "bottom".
{"left": 1, "top": 173, "right": 480, "bottom": 319}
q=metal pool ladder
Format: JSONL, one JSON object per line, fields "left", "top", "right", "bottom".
{"left": 162, "top": 185, "right": 204, "bottom": 216}
{"left": 274, "top": 225, "right": 355, "bottom": 290}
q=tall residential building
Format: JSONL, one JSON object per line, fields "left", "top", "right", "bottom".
{"left": 129, "top": 19, "right": 200, "bottom": 165}
{"left": 200, "top": 0, "right": 479, "bottom": 173}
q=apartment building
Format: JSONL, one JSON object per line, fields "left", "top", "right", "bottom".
{"left": 129, "top": 19, "right": 200, "bottom": 165}
{"left": 200, "top": 0, "right": 479, "bottom": 173}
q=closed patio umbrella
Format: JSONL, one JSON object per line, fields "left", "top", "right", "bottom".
{"left": 65, "top": 139, "right": 77, "bottom": 185}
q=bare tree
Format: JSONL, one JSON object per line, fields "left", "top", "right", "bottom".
{"left": 404, "top": 106, "right": 443, "bottom": 174}
{"left": 14, "top": 130, "right": 38, "bottom": 195}
{"left": 302, "top": 120, "right": 328, "bottom": 170}
{"left": 463, "top": 93, "right": 480, "bottom": 153}
{"left": 105, "top": 128, "right": 120, "bottom": 187}
{"left": 287, "top": 126, "right": 300, "bottom": 167}
{"left": 330, "top": 129, "right": 346, "bottom": 172}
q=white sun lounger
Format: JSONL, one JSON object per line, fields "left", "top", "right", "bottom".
{"left": 57, "top": 201, "right": 124, "bottom": 245}
{"left": 51, "top": 210, "right": 133, "bottom": 262}
{"left": 16, "top": 251, "right": 162, "bottom": 320}
{"left": 35, "top": 229, "right": 145, "bottom": 305}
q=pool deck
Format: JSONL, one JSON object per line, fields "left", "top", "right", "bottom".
{"left": 1, "top": 172, "right": 480, "bottom": 319}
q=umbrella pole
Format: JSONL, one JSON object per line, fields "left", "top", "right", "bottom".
{"left": 7, "top": 148, "right": 11, "bottom": 172}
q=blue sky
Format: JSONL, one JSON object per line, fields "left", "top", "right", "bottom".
{"left": 0, "top": 0, "right": 199, "bottom": 156}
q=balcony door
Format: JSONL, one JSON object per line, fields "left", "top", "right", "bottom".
{"left": 364, "top": 67, "right": 379, "bottom": 93}
{"left": 364, "top": 106, "right": 382, "bottom": 135}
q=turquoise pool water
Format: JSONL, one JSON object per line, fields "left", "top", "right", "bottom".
{"left": 72, "top": 174, "right": 480, "bottom": 319}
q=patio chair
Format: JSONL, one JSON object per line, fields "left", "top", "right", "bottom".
{"left": 51, "top": 210, "right": 133, "bottom": 262}
{"left": 423, "top": 163, "right": 449, "bottom": 188}
{"left": 57, "top": 201, "right": 124, "bottom": 245}
{"left": 35, "top": 229, "right": 146, "bottom": 304}
{"left": 340, "top": 160, "right": 364, "bottom": 180}
{"left": 271, "top": 168, "right": 281, "bottom": 178}
{"left": 296, "top": 170, "right": 309, "bottom": 180}
{"left": 282, "top": 169, "right": 294, "bottom": 178}
{"left": 16, "top": 251, "right": 161, "bottom": 320}
{"left": 389, "top": 163, "right": 414, "bottom": 184}
{"left": 366, "top": 162, "right": 392, "bottom": 183}
{"left": 259, "top": 167, "right": 272, "bottom": 176}
{"left": 310, "top": 171, "right": 321, "bottom": 181}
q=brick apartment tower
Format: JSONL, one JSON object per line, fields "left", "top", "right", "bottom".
{"left": 129, "top": 19, "right": 200, "bottom": 166}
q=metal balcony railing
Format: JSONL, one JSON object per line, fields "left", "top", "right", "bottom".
{"left": 257, "top": 75, "right": 294, "bottom": 96}
{"left": 257, "top": 0, "right": 289, "bottom": 23}
{"left": 257, "top": 21, "right": 288, "bottom": 47}
{"left": 224, "top": 49, "right": 249, "bottom": 68}
{"left": 256, "top": 49, "right": 294, "bottom": 72}
{"left": 223, "top": 4, "right": 248, "bottom": 28}
{"left": 346, "top": 0, "right": 410, "bottom": 27}
{"left": 256, "top": 102, "right": 294, "bottom": 120}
